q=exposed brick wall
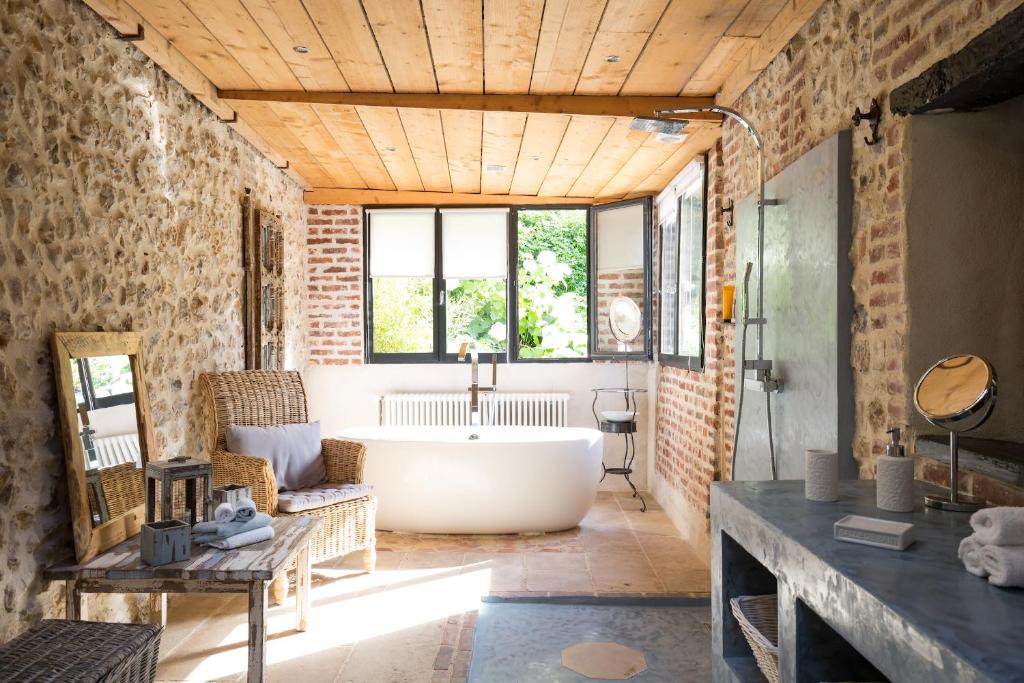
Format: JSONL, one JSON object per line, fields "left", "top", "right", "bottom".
{"left": 307, "top": 206, "right": 364, "bottom": 365}
{"left": 655, "top": 144, "right": 732, "bottom": 518}
{"left": 654, "top": 0, "right": 1024, "bottom": 525}
{"left": 595, "top": 268, "right": 645, "bottom": 351}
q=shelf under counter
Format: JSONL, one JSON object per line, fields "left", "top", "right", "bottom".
{"left": 711, "top": 480, "right": 1024, "bottom": 682}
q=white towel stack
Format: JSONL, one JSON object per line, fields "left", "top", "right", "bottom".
{"left": 959, "top": 507, "right": 1024, "bottom": 588}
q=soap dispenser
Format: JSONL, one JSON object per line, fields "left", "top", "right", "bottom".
{"left": 877, "top": 427, "right": 914, "bottom": 512}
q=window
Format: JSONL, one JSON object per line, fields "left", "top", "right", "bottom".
{"left": 442, "top": 209, "right": 509, "bottom": 354}
{"left": 367, "top": 209, "right": 437, "bottom": 361}
{"left": 365, "top": 206, "right": 591, "bottom": 362}
{"left": 590, "top": 198, "right": 653, "bottom": 359}
{"left": 514, "top": 209, "right": 590, "bottom": 360}
{"left": 659, "top": 156, "right": 707, "bottom": 370}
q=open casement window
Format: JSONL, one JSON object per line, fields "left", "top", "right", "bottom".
{"left": 511, "top": 208, "right": 591, "bottom": 361}
{"left": 365, "top": 207, "right": 510, "bottom": 363}
{"left": 659, "top": 155, "right": 708, "bottom": 371}
{"left": 588, "top": 197, "right": 653, "bottom": 360}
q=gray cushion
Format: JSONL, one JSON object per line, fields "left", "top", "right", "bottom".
{"left": 225, "top": 422, "right": 325, "bottom": 492}
{"left": 277, "top": 483, "right": 373, "bottom": 513}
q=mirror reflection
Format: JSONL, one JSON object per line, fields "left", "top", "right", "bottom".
{"left": 71, "top": 354, "right": 145, "bottom": 526}
{"left": 915, "top": 354, "right": 996, "bottom": 426}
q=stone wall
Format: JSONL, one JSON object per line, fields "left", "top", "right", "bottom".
{"left": 307, "top": 206, "right": 364, "bottom": 365}
{"left": 0, "top": 0, "right": 306, "bottom": 640}
{"left": 653, "top": 0, "right": 1024, "bottom": 541}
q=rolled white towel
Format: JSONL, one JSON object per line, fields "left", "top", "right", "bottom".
{"left": 213, "top": 502, "right": 235, "bottom": 524}
{"left": 203, "top": 525, "right": 275, "bottom": 550}
{"left": 980, "top": 545, "right": 1024, "bottom": 588}
{"left": 957, "top": 535, "right": 987, "bottom": 577}
{"left": 970, "top": 507, "right": 1024, "bottom": 546}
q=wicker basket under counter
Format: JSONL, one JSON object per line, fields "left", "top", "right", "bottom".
{"left": 0, "top": 619, "right": 163, "bottom": 683}
{"left": 730, "top": 594, "right": 780, "bottom": 683}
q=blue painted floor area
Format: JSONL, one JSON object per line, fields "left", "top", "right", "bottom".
{"left": 469, "top": 603, "right": 712, "bottom": 682}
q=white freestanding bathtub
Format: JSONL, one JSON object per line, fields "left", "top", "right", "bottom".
{"left": 338, "top": 425, "right": 604, "bottom": 534}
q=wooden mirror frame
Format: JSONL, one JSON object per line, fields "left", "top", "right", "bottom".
{"left": 52, "top": 331, "right": 157, "bottom": 562}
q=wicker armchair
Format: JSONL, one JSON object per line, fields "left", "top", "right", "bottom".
{"left": 199, "top": 370, "right": 377, "bottom": 579}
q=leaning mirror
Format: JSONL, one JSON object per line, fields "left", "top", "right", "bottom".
{"left": 52, "top": 331, "right": 156, "bottom": 562}
{"left": 915, "top": 354, "right": 997, "bottom": 512}
{"left": 589, "top": 197, "right": 653, "bottom": 359}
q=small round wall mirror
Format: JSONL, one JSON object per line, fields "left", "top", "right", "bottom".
{"left": 608, "top": 296, "right": 643, "bottom": 345}
{"left": 915, "top": 354, "right": 997, "bottom": 512}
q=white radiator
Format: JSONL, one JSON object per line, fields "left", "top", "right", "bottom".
{"left": 379, "top": 392, "right": 570, "bottom": 427}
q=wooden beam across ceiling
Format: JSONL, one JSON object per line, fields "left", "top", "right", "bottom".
{"left": 304, "top": 188, "right": 599, "bottom": 206}
{"left": 217, "top": 91, "right": 723, "bottom": 121}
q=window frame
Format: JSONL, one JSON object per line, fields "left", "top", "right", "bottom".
{"left": 509, "top": 205, "right": 592, "bottom": 364}
{"left": 587, "top": 196, "right": 655, "bottom": 361}
{"left": 364, "top": 204, "right": 592, "bottom": 364}
{"left": 658, "top": 154, "right": 709, "bottom": 372}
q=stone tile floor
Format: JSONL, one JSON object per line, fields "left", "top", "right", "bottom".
{"left": 155, "top": 491, "right": 709, "bottom": 682}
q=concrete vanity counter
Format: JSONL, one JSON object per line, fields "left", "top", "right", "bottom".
{"left": 711, "top": 480, "right": 1024, "bottom": 682}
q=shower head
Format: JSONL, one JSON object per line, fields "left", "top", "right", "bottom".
{"left": 628, "top": 117, "right": 687, "bottom": 136}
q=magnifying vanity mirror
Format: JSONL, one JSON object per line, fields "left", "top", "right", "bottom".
{"left": 52, "top": 331, "right": 157, "bottom": 561}
{"left": 914, "top": 354, "right": 997, "bottom": 512}
{"left": 609, "top": 296, "right": 643, "bottom": 347}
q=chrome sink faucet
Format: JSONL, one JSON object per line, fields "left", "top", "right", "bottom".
{"left": 458, "top": 341, "right": 497, "bottom": 426}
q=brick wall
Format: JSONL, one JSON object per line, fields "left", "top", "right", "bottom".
{"left": 654, "top": 0, "right": 1024, "bottom": 530}
{"left": 655, "top": 144, "right": 732, "bottom": 520}
{"left": 307, "top": 206, "right": 364, "bottom": 365}
{"left": 595, "top": 268, "right": 645, "bottom": 351}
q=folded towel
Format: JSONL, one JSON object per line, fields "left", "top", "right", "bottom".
{"left": 980, "top": 544, "right": 1024, "bottom": 587}
{"left": 970, "top": 507, "right": 1024, "bottom": 545}
{"left": 192, "top": 512, "right": 272, "bottom": 540}
{"left": 202, "top": 525, "right": 275, "bottom": 550}
{"left": 214, "top": 502, "right": 235, "bottom": 524}
{"left": 958, "top": 535, "right": 988, "bottom": 577}
{"left": 234, "top": 497, "right": 257, "bottom": 522}
{"left": 216, "top": 512, "right": 272, "bottom": 539}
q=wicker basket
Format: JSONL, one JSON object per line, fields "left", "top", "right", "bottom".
{"left": 730, "top": 594, "right": 779, "bottom": 683}
{"left": 0, "top": 619, "right": 163, "bottom": 682}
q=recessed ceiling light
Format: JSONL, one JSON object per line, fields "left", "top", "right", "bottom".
{"left": 484, "top": 163, "right": 506, "bottom": 173}
{"left": 605, "top": 54, "right": 621, "bottom": 63}
{"left": 293, "top": 45, "right": 309, "bottom": 54}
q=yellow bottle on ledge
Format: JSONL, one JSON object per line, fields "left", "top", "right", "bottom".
{"left": 722, "top": 284, "right": 736, "bottom": 322}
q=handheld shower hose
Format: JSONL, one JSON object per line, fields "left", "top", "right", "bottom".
{"left": 730, "top": 262, "right": 778, "bottom": 481}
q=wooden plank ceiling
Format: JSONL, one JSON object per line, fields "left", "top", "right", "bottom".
{"left": 97, "top": 0, "right": 822, "bottom": 203}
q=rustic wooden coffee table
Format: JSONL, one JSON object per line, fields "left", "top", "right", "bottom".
{"left": 45, "top": 516, "right": 322, "bottom": 683}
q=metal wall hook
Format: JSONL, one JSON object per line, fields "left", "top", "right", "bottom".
{"left": 852, "top": 98, "right": 882, "bottom": 145}
{"left": 720, "top": 199, "right": 734, "bottom": 226}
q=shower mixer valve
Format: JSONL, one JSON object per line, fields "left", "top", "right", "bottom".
{"left": 744, "top": 359, "right": 783, "bottom": 393}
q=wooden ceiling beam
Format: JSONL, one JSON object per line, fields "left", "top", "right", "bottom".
{"left": 218, "top": 91, "right": 723, "bottom": 121}
{"left": 304, "top": 188, "right": 603, "bottom": 206}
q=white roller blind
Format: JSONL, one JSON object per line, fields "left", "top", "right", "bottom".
{"left": 368, "top": 209, "right": 435, "bottom": 277}
{"left": 596, "top": 203, "right": 645, "bottom": 271}
{"left": 441, "top": 209, "right": 509, "bottom": 278}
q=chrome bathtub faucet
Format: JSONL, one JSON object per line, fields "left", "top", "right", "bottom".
{"left": 457, "top": 341, "right": 497, "bottom": 426}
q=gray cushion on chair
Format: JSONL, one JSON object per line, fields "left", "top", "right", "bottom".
{"left": 225, "top": 421, "right": 325, "bottom": 491}
{"left": 277, "top": 483, "right": 373, "bottom": 513}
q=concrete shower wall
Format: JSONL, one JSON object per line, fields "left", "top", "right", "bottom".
{"left": 907, "top": 95, "right": 1024, "bottom": 444}
{"left": 734, "top": 132, "right": 856, "bottom": 481}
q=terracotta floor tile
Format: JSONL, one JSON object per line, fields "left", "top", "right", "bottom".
{"left": 525, "top": 552, "right": 588, "bottom": 572}
{"left": 525, "top": 569, "right": 594, "bottom": 593}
